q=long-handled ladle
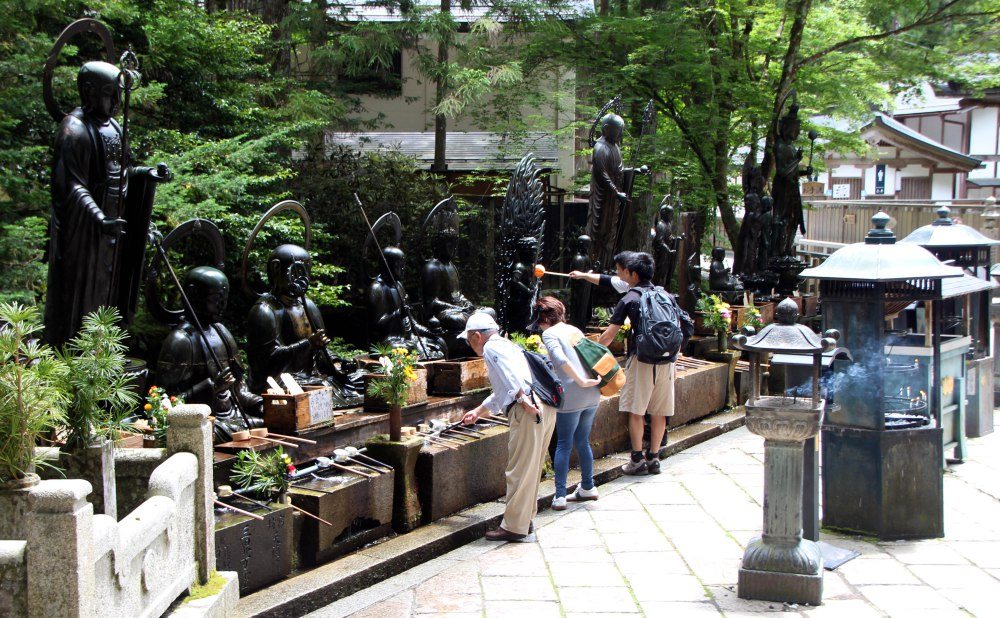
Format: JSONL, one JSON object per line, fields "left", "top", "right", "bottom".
{"left": 229, "top": 429, "right": 298, "bottom": 448}
{"left": 251, "top": 428, "right": 317, "bottom": 445}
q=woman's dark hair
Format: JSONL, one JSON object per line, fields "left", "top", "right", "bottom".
{"left": 534, "top": 296, "right": 566, "bottom": 327}
{"left": 624, "top": 252, "right": 655, "bottom": 281}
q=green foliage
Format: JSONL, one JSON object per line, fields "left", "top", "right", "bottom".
{"left": 509, "top": 332, "right": 544, "bottom": 354}
{"left": 0, "top": 217, "right": 47, "bottom": 305}
{"left": 59, "top": 307, "right": 138, "bottom": 450}
{"left": 230, "top": 447, "right": 293, "bottom": 499}
{"left": 0, "top": 302, "right": 68, "bottom": 482}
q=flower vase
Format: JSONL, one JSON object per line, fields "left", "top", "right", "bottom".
{"left": 717, "top": 330, "right": 729, "bottom": 352}
{"left": 389, "top": 404, "right": 402, "bottom": 442}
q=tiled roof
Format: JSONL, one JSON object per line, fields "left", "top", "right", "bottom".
{"left": 324, "top": 131, "right": 559, "bottom": 171}
{"left": 336, "top": 1, "right": 593, "bottom": 22}
{"left": 863, "top": 113, "right": 983, "bottom": 171}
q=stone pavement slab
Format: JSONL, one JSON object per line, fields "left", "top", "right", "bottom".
{"left": 299, "top": 411, "right": 1000, "bottom": 617}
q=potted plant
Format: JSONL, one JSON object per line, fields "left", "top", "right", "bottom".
{"left": 230, "top": 447, "right": 294, "bottom": 502}
{"left": 510, "top": 332, "right": 545, "bottom": 355}
{"left": 366, "top": 345, "right": 422, "bottom": 441}
{"left": 57, "top": 307, "right": 138, "bottom": 517}
{"left": 143, "top": 385, "right": 182, "bottom": 447}
{"left": 365, "top": 346, "right": 424, "bottom": 532}
{"left": 696, "top": 295, "right": 732, "bottom": 351}
{"left": 739, "top": 305, "right": 764, "bottom": 333}
{"left": 0, "top": 303, "right": 68, "bottom": 491}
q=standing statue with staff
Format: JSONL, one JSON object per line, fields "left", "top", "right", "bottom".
{"left": 43, "top": 19, "right": 170, "bottom": 346}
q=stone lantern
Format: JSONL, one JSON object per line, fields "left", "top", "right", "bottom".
{"left": 732, "top": 298, "right": 838, "bottom": 606}
{"left": 900, "top": 206, "right": 999, "bottom": 438}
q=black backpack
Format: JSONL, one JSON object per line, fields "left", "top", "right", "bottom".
{"left": 522, "top": 349, "right": 564, "bottom": 415}
{"left": 635, "top": 287, "right": 694, "bottom": 364}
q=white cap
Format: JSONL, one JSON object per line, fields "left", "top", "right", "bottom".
{"left": 458, "top": 311, "right": 500, "bottom": 339}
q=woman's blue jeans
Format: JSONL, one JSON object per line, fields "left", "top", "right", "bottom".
{"left": 554, "top": 406, "right": 598, "bottom": 498}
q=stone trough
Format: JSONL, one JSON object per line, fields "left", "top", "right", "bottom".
{"left": 215, "top": 502, "right": 295, "bottom": 595}
{"left": 289, "top": 467, "right": 395, "bottom": 567}
{"left": 415, "top": 423, "right": 508, "bottom": 522}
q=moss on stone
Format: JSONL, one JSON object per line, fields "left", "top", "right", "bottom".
{"left": 183, "top": 571, "right": 228, "bottom": 603}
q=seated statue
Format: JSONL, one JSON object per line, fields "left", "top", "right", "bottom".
{"left": 157, "top": 267, "right": 264, "bottom": 443}
{"left": 370, "top": 246, "right": 445, "bottom": 360}
{"left": 709, "top": 246, "right": 745, "bottom": 305}
{"left": 421, "top": 226, "right": 474, "bottom": 357}
{"left": 246, "top": 244, "right": 364, "bottom": 407}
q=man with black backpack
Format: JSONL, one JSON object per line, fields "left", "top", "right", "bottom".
{"left": 598, "top": 253, "right": 693, "bottom": 475}
{"left": 460, "top": 311, "right": 559, "bottom": 541}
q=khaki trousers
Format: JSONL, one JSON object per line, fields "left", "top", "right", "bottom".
{"left": 500, "top": 401, "right": 558, "bottom": 536}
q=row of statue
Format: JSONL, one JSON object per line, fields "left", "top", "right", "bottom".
{"left": 38, "top": 21, "right": 816, "bottom": 443}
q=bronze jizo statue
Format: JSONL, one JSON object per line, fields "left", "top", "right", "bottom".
{"left": 45, "top": 60, "right": 169, "bottom": 346}
{"left": 507, "top": 237, "right": 540, "bottom": 334}
{"left": 371, "top": 246, "right": 445, "bottom": 360}
{"left": 652, "top": 197, "right": 682, "bottom": 290}
{"left": 247, "top": 244, "right": 363, "bottom": 406}
{"left": 568, "top": 235, "right": 594, "bottom": 329}
{"left": 157, "top": 267, "right": 264, "bottom": 443}
{"left": 709, "top": 247, "right": 744, "bottom": 305}
{"left": 772, "top": 102, "right": 813, "bottom": 256}
{"left": 421, "top": 199, "right": 474, "bottom": 356}
{"left": 586, "top": 113, "right": 628, "bottom": 271}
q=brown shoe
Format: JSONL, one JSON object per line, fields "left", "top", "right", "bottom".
{"left": 485, "top": 527, "right": 526, "bottom": 541}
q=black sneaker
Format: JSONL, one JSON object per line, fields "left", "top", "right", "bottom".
{"left": 621, "top": 458, "right": 648, "bottom": 476}
{"left": 645, "top": 456, "right": 661, "bottom": 475}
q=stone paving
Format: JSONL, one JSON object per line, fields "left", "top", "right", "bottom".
{"left": 305, "top": 411, "right": 1000, "bottom": 618}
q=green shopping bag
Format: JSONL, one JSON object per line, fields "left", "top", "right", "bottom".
{"left": 571, "top": 334, "right": 625, "bottom": 396}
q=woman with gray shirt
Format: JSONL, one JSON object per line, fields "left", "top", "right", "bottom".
{"left": 535, "top": 297, "right": 602, "bottom": 510}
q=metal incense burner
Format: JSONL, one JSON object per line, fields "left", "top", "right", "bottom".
{"left": 733, "top": 298, "right": 838, "bottom": 606}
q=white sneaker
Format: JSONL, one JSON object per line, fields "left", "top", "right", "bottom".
{"left": 567, "top": 485, "right": 600, "bottom": 502}
{"left": 552, "top": 496, "right": 567, "bottom": 511}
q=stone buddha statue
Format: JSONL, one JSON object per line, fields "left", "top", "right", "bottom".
{"left": 370, "top": 246, "right": 445, "bottom": 360}
{"left": 157, "top": 267, "right": 264, "bottom": 442}
{"left": 246, "top": 244, "right": 363, "bottom": 407}
{"left": 421, "top": 225, "right": 474, "bottom": 357}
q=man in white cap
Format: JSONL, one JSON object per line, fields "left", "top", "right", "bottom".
{"left": 460, "top": 311, "right": 558, "bottom": 541}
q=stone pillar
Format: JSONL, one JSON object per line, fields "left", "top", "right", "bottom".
{"left": 26, "top": 479, "right": 95, "bottom": 618}
{"left": 167, "top": 403, "right": 215, "bottom": 584}
{"left": 366, "top": 436, "right": 424, "bottom": 532}
{"left": 738, "top": 403, "right": 824, "bottom": 606}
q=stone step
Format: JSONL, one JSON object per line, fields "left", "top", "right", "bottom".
{"left": 236, "top": 407, "right": 746, "bottom": 617}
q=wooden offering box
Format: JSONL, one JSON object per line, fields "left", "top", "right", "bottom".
{"left": 425, "top": 358, "right": 489, "bottom": 395}
{"left": 363, "top": 366, "right": 428, "bottom": 410}
{"left": 263, "top": 385, "right": 335, "bottom": 432}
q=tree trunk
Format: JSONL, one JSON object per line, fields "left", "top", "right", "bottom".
{"left": 432, "top": 0, "right": 451, "bottom": 172}
{"left": 761, "top": 0, "right": 812, "bottom": 184}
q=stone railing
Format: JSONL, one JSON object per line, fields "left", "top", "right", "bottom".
{"left": 0, "top": 404, "right": 221, "bottom": 617}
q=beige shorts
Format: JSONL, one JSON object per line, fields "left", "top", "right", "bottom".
{"left": 619, "top": 357, "right": 675, "bottom": 416}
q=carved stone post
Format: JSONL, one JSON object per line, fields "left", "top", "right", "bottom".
{"left": 738, "top": 403, "right": 824, "bottom": 605}
{"left": 26, "top": 479, "right": 95, "bottom": 618}
{"left": 167, "top": 403, "right": 215, "bottom": 584}
{"left": 731, "top": 298, "right": 836, "bottom": 606}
